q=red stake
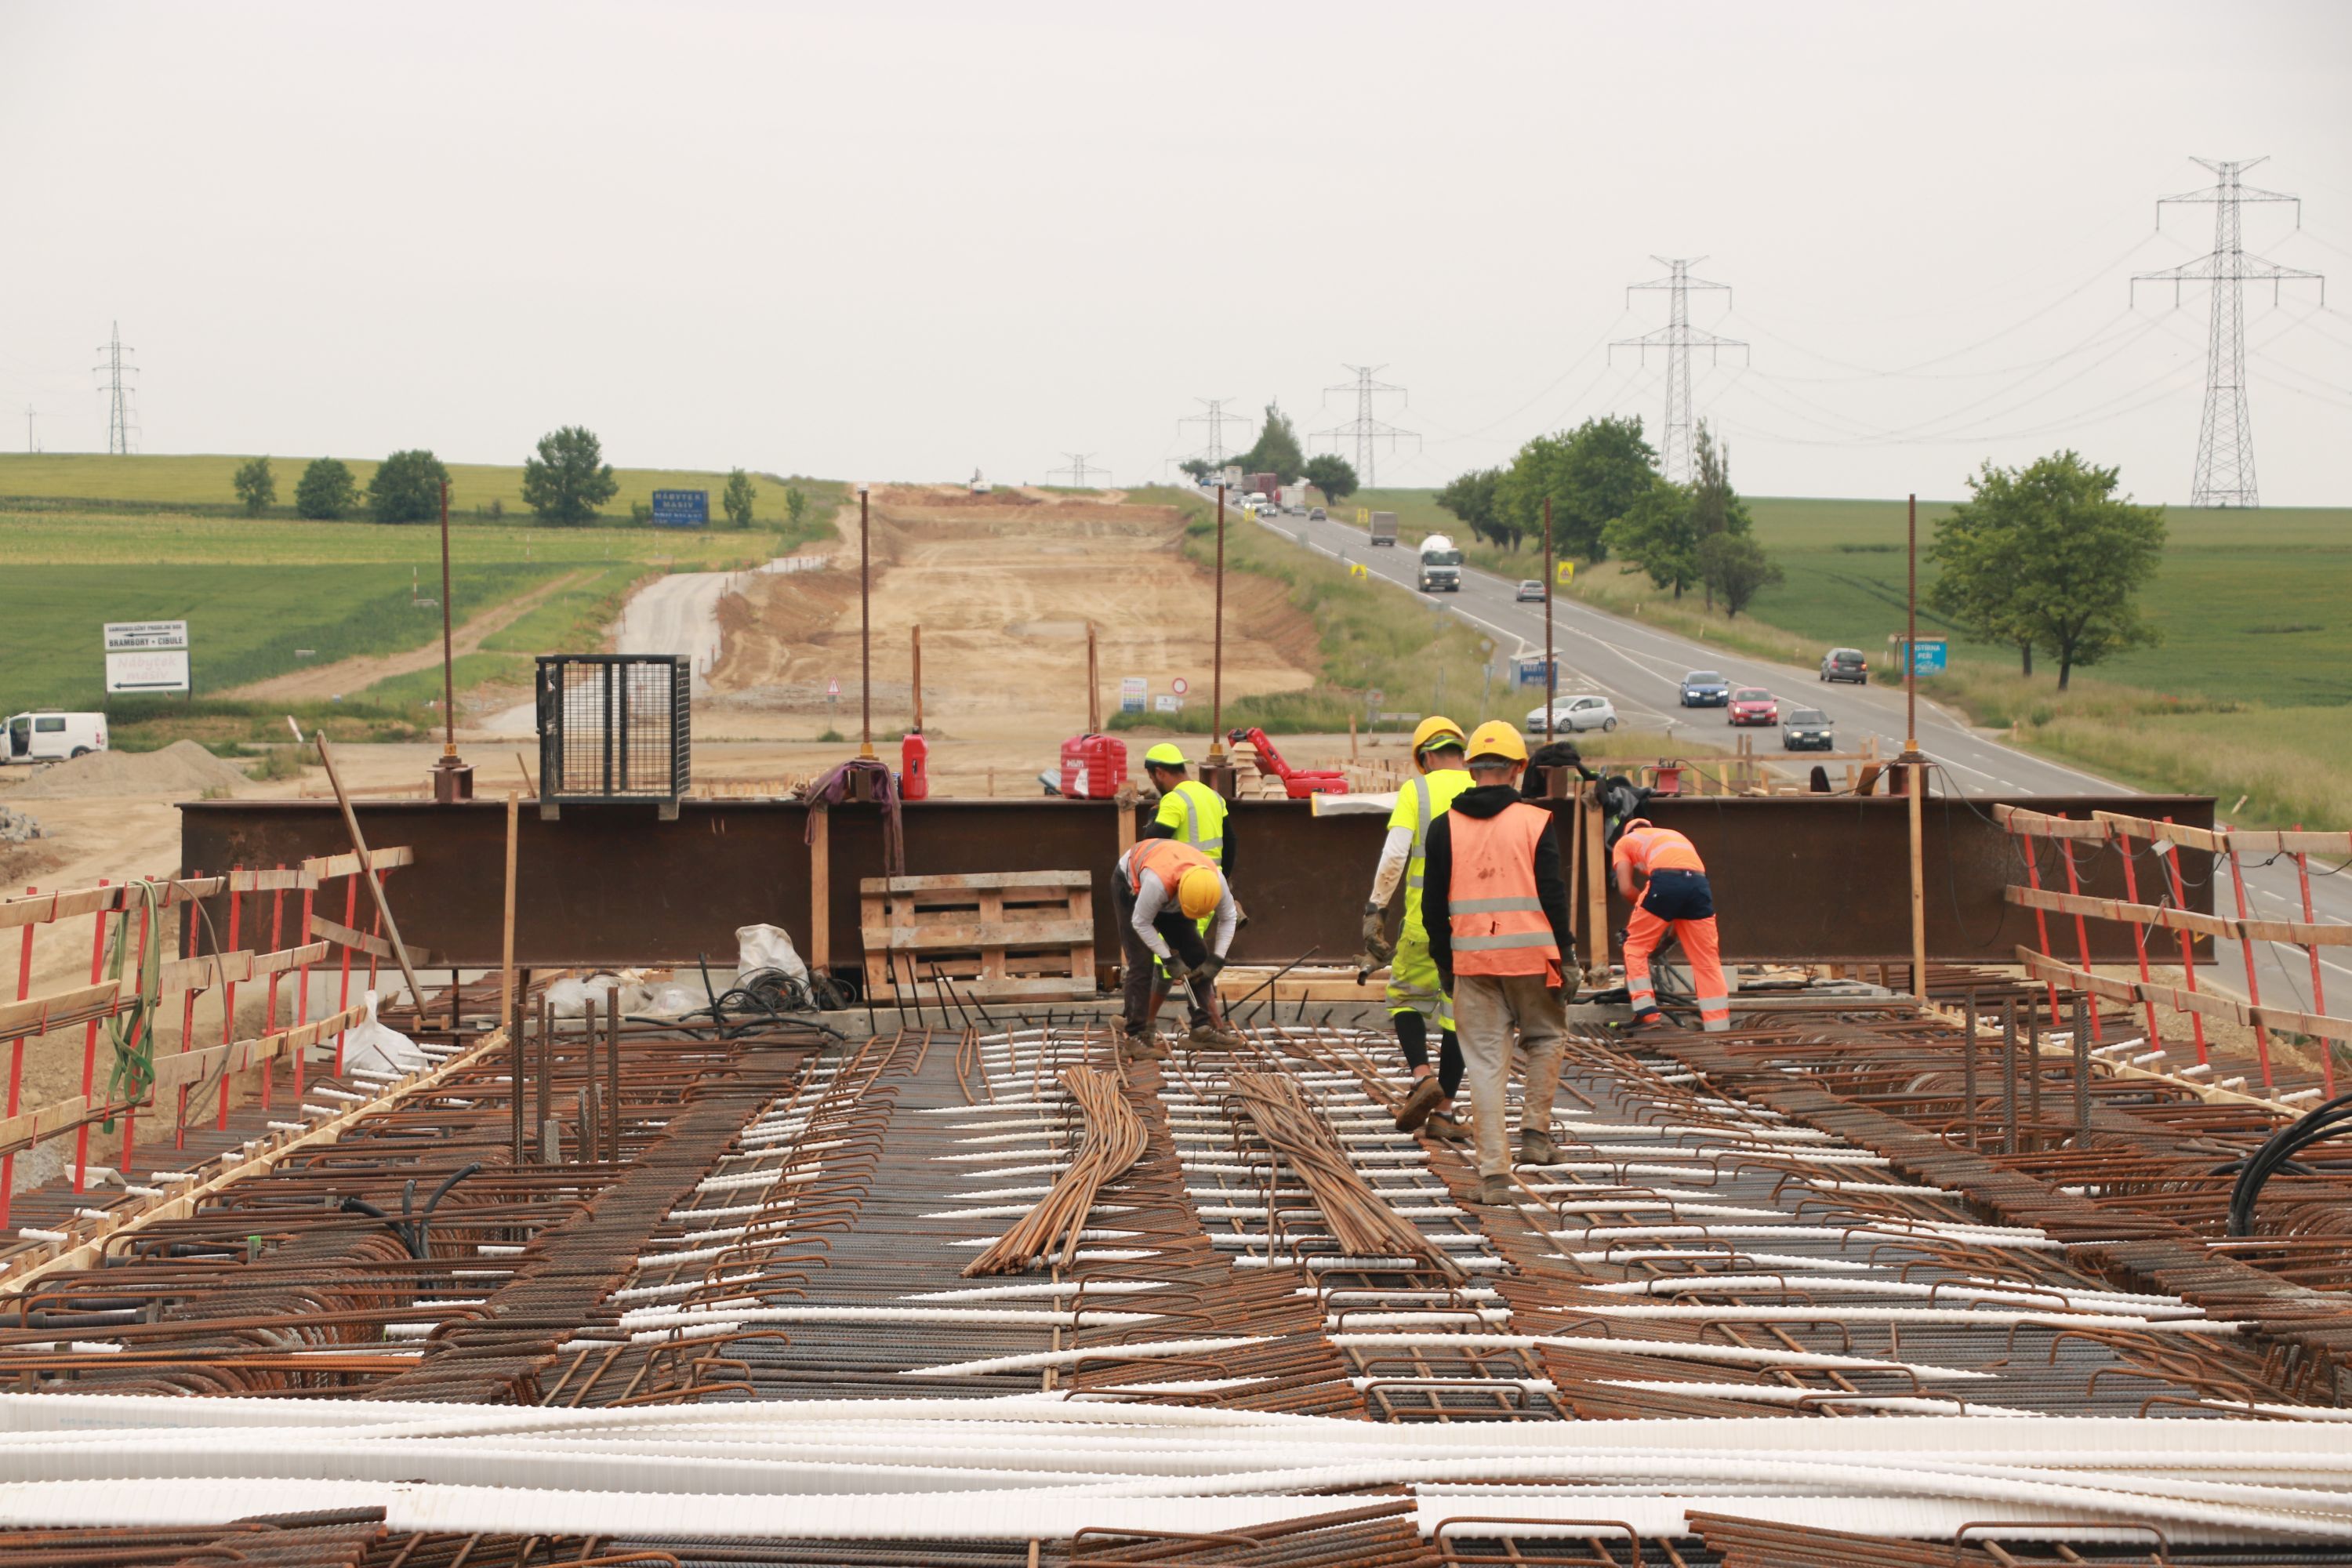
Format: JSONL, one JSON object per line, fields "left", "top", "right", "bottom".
{"left": 177, "top": 872, "right": 201, "bottom": 1149}
{"left": 2111, "top": 837, "right": 2165, "bottom": 1058}
{"left": 217, "top": 878, "right": 242, "bottom": 1130}
{"left": 2059, "top": 837, "right": 2104, "bottom": 1044}
{"left": 2292, "top": 826, "right": 2333, "bottom": 1098}
{"left": 261, "top": 865, "right": 285, "bottom": 1111}
{"left": 292, "top": 877, "right": 316, "bottom": 1101}
{"left": 2022, "top": 839, "right": 2062, "bottom": 1025}
{"left": 2158, "top": 819, "right": 2209, "bottom": 1065}
{"left": 2224, "top": 831, "right": 2274, "bottom": 1091}
{"left": 118, "top": 884, "right": 152, "bottom": 1178}
{"left": 3, "top": 885, "right": 35, "bottom": 1229}
{"left": 72, "top": 880, "right": 109, "bottom": 1192}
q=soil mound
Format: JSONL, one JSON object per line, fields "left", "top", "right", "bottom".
{"left": 15, "top": 739, "right": 249, "bottom": 800}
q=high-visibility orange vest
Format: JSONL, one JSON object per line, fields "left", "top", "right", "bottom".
{"left": 1130, "top": 837, "right": 1215, "bottom": 895}
{"left": 1613, "top": 825, "right": 1705, "bottom": 878}
{"left": 1446, "top": 803, "right": 1559, "bottom": 978}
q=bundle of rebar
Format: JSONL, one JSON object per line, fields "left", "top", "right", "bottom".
{"left": 963, "top": 1065, "right": 1145, "bottom": 1276}
{"left": 1228, "top": 1069, "right": 1459, "bottom": 1278}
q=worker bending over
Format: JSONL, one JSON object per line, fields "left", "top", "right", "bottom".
{"left": 1423, "top": 722, "right": 1578, "bottom": 1206}
{"left": 1115, "top": 837, "right": 1245, "bottom": 1056}
{"left": 1138, "top": 742, "right": 1232, "bottom": 1040}
{"left": 1363, "top": 717, "right": 1472, "bottom": 1140}
{"left": 1612, "top": 818, "right": 1730, "bottom": 1033}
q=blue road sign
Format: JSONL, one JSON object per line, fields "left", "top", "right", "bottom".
{"left": 651, "top": 488, "right": 710, "bottom": 528}
{"left": 1898, "top": 637, "right": 1948, "bottom": 676}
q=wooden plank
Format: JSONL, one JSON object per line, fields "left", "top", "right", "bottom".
{"left": 860, "top": 919, "right": 1096, "bottom": 953}
{"left": 148, "top": 1004, "right": 368, "bottom": 1096}
{"left": 2091, "top": 811, "right": 2224, "bottom": 854}
{"left": 955, "top": 975, "right": 1097, "bottom": 1000}
{"left": 0, "top": 877, "right": 223, "bottom": 931}
{"left": 859, "top": 870, "right": 1090, "bottom": 894}
{"left": 0, "top": 1095, "right": 103, "bottom": 1160}
{"left": 220, "top": 868, "right": 313, "bottom": 894}
{"left": 2013, "top": 947, "right": 2142, "bottom": 1007}
{"left": 1993, "top": 805, "right": 2113, "bottom": 841}
{"left": 158, "top": 942, "right": 330, "bottom": 994}
{"left": 810, "top": 809, "right": 831, "bottom": 974}
{"left": 310, "top": 915, "right": 438, "bottom": 967}
{"left": 298, "top": 846, "right": 416, "bottom": 882}
{"left": 0, "top": 981, "right": 125, "bottom": 1045}
{"left": 2006, "top": 884, "right": 2351, "bottom": 946}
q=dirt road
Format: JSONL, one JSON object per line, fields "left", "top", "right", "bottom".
{"left": 221, "top": 570, "right": 593, "bottom": 702}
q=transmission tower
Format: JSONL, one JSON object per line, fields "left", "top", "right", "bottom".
{"left": 23, "top": 406, "right": 36, "bottom": 455}
{"left": 1178, "top": 397, "right": 1254, "bottom": 472}
{"left": 1310, "top": 365, "right": 1418, "bottom": 486}
{"left": 2131, "top": 157, "right": 2322, "bottom": 507}
{"left": 92, "top": 321, "right": 139, "bottom": 455}
{"left": 1611, "top": 259, "right": 1745, "bottom": 485}
{"left": 1047, "top": 452, "right": 1110, "bottom": 488}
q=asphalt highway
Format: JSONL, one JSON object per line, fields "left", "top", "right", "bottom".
{"left": 1240, "top": 499, "right": 2352, "bottom": 1020}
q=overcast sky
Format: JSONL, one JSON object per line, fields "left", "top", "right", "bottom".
{"left": 2, "top": 1, "right": 2347, "bottom": 505}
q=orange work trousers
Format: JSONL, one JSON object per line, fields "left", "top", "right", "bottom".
{"left": 1623, "top": 868, "right": 1730, "bottom": 1032}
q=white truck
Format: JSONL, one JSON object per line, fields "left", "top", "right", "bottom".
{"left": 4, "top": 711, "right": 108, "bottom": 764}
{"left": 1368, "top": 511, "right": 1399, "bottom": 547}
{"left": 1417, "top": 534, "right": 1464, "bottom": 592}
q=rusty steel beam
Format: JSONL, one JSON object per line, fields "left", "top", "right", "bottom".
{"left": 180, "top": 792, "right": 2210, "bottom": 973}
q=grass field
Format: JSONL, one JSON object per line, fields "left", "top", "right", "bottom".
{"left": 2, "top": 503, "right": 838, "bottom": 713}
{"left": 0, "top": 453, "right": 835, "bottom": 528}
{"left": 1333, "top": 487, "right": 2352, "bottom": 824}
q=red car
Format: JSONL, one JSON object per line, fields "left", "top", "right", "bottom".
{"left": 1727, "top": 688, "right": 1779, "bottom": 726}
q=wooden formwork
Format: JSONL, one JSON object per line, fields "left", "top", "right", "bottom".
{"left": 859, "top": 870, "right": 1095, "bottom": 1002}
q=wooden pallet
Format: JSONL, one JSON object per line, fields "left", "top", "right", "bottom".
{"left": 859, "top": 871, "right": 1096, "bottom": 1002}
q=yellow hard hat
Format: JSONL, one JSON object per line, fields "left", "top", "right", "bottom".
{"left": 1410, "top": 715, "right": 1467, "bottom": 764}
{"left": 1465, "top": 720, "right": 1529, "bottom": 766}
{"left": 1175, "top": 865, "right": 1223, "bottom": 920}
{"left": 1143, "top": 742, "right": 1186, "bottom": 769}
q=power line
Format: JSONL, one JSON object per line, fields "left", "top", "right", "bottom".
{"left": 1047, "top": 452, "right": 1110, "bottom": 488}
{"left": 1612, "top": 258, "right": 1746, "bottom": 484}
{"left": 2132, "top": 156, "right": 2324, "bottom": 507}
{"left": 1177, "top": 397, "right": 1254, "bottom": 471}
{"left": 92, "top": 321, "right": 139, "bottom": 456}
{"left": 22, "top": 405, "right": 35, "bottom": 455}
{"left": 1310, "top": 365, "right": 1418, "bottom": 487}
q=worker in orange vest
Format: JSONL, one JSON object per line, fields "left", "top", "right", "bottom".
{"left": 1114, "top": 837, "right": 1245, "bottom": 1058}
{"left": 1611, "top": 818, "right": 1730, "bottom": 1033}
{"left": 1422, "top": 720, "right": 1578, "bottom": 1207}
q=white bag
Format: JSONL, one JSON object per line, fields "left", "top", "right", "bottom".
{"left": 735, "top": 924, "right": 810, "bottom": 988}
{"left": 332, "top": 990, "right": 428, "bottom": 1076}
{"left": 643, "top": 982, "right": 706, "bottom": 1018}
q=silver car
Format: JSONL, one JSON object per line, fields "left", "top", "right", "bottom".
{"left": 1523, "top": 695, "right": 1618, "bottom": 733}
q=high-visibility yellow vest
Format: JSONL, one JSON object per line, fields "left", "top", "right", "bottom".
{"left": 1391, "top": 768, "right": 1473, "bottom": 938}
{"left": 1155, "top": 779, "right": 1229, "bottom": 862}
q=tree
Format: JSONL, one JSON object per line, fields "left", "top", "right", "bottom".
{"left": 1177, "top": 457, "right": 1212, "bottom": 483}
{"left": 1698, "top": 532, "right": 1782, "bottom": 619}
{"left": 368, "top": 449, "right": 451, "bottom": 524}
{"left": 1435, "top": 466, "right": 1511, "bottom": 548}
{"left": 521, "top": 426, "right": 618, "bottom": 527}
{"left": 1236, "top": 402, "right": 1305, "bottom": 484}
{"left": 723, "top": 468, "right": 757, "bottom": 528}
{"left": 1604, "top": 476, "right": 1701, "bottom": 598}
{"left": 294, "top": 458, "right": 358, "bottom": 521}
{"left": 1929, "top": 451, "right": 2166, "bottom": 689}
{"left": 1303, "top": 453, "right": 1357, "bottom": 505}
{"left": 1496, "top": 416, "right": 1655, "bottom": 562}
{"left": 231, "top": 456, "right": 276, "bottom": 515}
{"left": 784, "top": 487, "right": 809, "bottom": 530}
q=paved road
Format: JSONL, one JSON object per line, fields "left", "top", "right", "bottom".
{"left": 1239, "top": 499, "right": 2352, "bottom": 1018}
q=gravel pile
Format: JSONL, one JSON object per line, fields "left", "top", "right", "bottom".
{"left": 13, "top": 740, "right": 249, "bottom": 800}
{"left": 0, "top": 807, "right": 40, "bottom": 844}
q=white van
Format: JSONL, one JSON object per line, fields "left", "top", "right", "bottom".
{"left": 4, "top": 712, "right": 108, "bottom": 764}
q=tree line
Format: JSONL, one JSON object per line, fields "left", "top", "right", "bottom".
{"left": 230, "top": 426, "right": 804, "bottom": 529}
{"left": 1178, "top": 403, "right": 1361, "bottom": 503}
{"left": 1436, "top": 415, "right": 1783, "bottom": 615}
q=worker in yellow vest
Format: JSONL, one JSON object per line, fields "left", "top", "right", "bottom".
{"left": 1422, "top": 721, "right": 1577, "bottom": 1206}
{"left": 1139, "top": 742, "right": 1232, "bottom": 1040}
{"left": 1114, "top": 837, "right": 1244, "bottom": 1058}
{"left": 1363, "top": 716, "right": 1472, "bottom": 1141}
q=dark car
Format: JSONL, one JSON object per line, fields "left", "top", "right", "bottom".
{"left": 1820, "top": 647, "right": 1868, "bottom": 684}
{"left": 1728, "top": 688, "right": 1779, "bottom": 726}
{"left": 1679, "top": 670, "right": 1730, "bottom": 707}
{"left": 1782, "top": 706, "right": 1834, "bottom": 750}
{"left": 1307, "top": 507, "right": 1327, "bottom": 521}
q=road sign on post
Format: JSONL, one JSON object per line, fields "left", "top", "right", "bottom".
{"left": 1171, "top": 677, "right": 1189, "bottom": 697}
{"left": 650, "top": 489, "right": 710, "bottom": 528}
{"left": 103, "top": 620, "right": 190, "bottom": 694}
{"left": 1153, "top": 695, "right": 1182, "bottom": 713}
{"left": 1890, "top": 635, "right": 1948, "bottom": 676}
{"left": 1120, "top": 676, "right": 1146, "bottom": 714}
{"left": 1556, "top": 561, "right": 1575, "bottom": 584}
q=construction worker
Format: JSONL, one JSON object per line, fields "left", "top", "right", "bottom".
{"left": 1611, "top": 818, "right": 1729, "bottom": 1033}
{"left": 1423, "top": 721, "right": 1577, "bottom": 1207}
{"left": 1138, "top": 742, "right": 1232, "bottom": 1037}
{"left": 1114, "top": 837, "right": 1245, "bottom": 1056}
{"left": 1363, "top": 716, "right": 1472, "bottom": 1140}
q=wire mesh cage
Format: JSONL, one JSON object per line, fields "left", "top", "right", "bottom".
{"left": 535, "top": 654, "right": 690, "bottom": 818}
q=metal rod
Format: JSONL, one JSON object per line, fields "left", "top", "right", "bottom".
{"left": 1543, "top": 495, "right": 1555, "bottom": 741}
{"left": 438, "top": 478, "right": 456, "bottom": 760}
{"left": 1210, "top": 482, "right": 1226, "bottom": 757}
{"left": 1962, "top": 989, "right": 1978, "bottom": 1150}
{"left": 606, "top": 982, "right": 622, "bottom": 1160}
{"left": 1904, "top": 491, "right": 1918, "bottom": 755}
{"left": 310, "top": 731, "right": 427, "bottom": 1013}
{"left": 859, "top": 484, "right": 874, "bottom": 759}
{"left": 2001, "top": 997, "right": 2019, "bottom": 1155}
{"left": 2072, "top": 993, "right": 2092, "bottom": 1146}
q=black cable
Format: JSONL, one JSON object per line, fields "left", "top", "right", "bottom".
{"left": 2226, "top": 1091, "right": 2352, "bottom": 1237}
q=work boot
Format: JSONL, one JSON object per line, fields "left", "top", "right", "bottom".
{"left": 1394, "top": 1076, "right": 1444, "bottom": 1132}
{"left": 1519, "top": 1128, "right": 1559, "bottom": 1167}
{"left": 1118, "top": 1026, "right": 1165, "bottom": 1062}
{"left": 1425, "top": 1109, "right": 1468, "bottom": 1143}
{"left": 1622, "top": 1012, "right": 1669, "bottom": 1035}
{"left": 1475, "top": 1174, "right": 1515, "bottom": 1206}
{"left": 1189, "top": 1022, "right": 1247, "bottom": 1051}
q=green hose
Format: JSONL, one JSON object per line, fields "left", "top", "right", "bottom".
{"left": 101, "top": 879, "right": 165, "bottom": 1126}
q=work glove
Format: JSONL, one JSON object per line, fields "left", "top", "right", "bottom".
{"left": 1192, "top": 955, "right": 1227, "bottom": 985}
{"left": 1361, "top": 906, "right": 1394, "bottom": 964}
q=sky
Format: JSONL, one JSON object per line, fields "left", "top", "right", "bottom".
{"left": 2, "top": 0, "right": 2348, "bottom": 506}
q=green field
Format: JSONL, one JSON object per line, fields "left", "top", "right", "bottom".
{"left": 0, "top": 452, "right": 831, "bottom": 527}
{"left": 1332, "top": 488, "right": 2352, "bottom": 823}
{"left": 2, "top": 483, "right": 843, "bottom": 713}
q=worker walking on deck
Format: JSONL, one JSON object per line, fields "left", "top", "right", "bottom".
{"left": 1139, "top": 742, "right": 1232, "bottom": 1039}
{"left": 1364, "top": 717, "right": 1473, "bottom": 1140}
{"left": 1424, "top": 721, "right": 1578, "bottom": 1207}
{"left": 1115, "top": 837, "right": 1245, "bottom": 1057}
{"left": 1612, "top": 818, "right": 1729, "bottom": 1033}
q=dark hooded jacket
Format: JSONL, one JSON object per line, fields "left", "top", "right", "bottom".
{"left": 1422, "top": 783, "right": 1577, "bottom": 991}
